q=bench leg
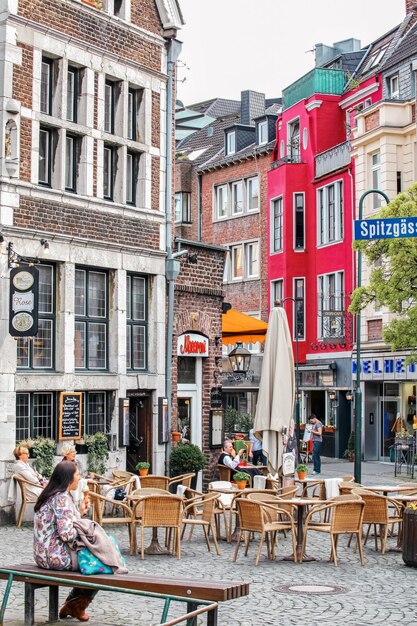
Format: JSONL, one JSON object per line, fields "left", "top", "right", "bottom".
{"left": 49, "top": 586, "right": 59, "bottom": 621}
{"left": 24, "top": 584, "right": 35, "bottom": 626}
{"left": 207, "top": 606, "right": 218, "bottom": 626}
{"left": 186, "top": 602, "right": 198, "bottom": 626}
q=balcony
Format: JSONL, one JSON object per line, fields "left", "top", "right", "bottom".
{"left": 283, "top": 68, "right": 347, "bottom": 110}
{"left": 315, "top": 141, "right": 351, "bottom": 178}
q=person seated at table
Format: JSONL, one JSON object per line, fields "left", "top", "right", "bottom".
{"left": 12, "top": 445, "right": 48, "bottom": 499}
{"left": 218, "top": 440, "right": 260, "bottom": 479}
{"left": 248, "top": 428, "right": 267, "bottom": 466}
{"left": 59, "top": 443, "right": 88, "bottom": 507}
{"left": 34, "top": 461, "right": 97, "bottom": 622}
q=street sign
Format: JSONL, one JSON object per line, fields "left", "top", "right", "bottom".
{"left": 354, "top": 217, "right": 417, "bottom": 240}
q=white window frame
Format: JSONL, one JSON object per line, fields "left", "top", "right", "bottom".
{"left": 258, "top": 120, "right": 268, "bottom": 145}
{"left": 226, "top": 130, "right": 236, "bottom": 156}
{"left": 245, "top": 241, "right": 259, "bottom": 278}
{"left": 174, "top": 192, "right": 191, "bottom": 223}
{"left": 216, "top": 184, "right": 228, "bottom": 219}
{"left": 371, "top": 152, "right": 382, "bottom": 209}
{"left": 231, "top": 244, "right": 243, "bottom": 280}
{"left": 287, "top": 117, "right": 300, "bottom": 162}
{"left": 232, "top": 180, "right": 243, "bottom": 215}
{"left": 389, "top": 74, "right": 399, "bottom": 99}
{"left": 271, "top": 196, "right": 283, "bottom": 253}
{"left": 317, "top": 179, "right": 344, "bottom": 246}
{"left": 317, "top": 271, "right": 344, "bottom": 340}
{"left": 293, "top": 277, "right": 305, "bottom": 341}
{"left": 270, "top": 279, "right": 283, "bottom": 309}
{"left": 247, "top": 177, "right": 259, "bottom": 212}
{"left": 293, "top": 192, "right": 305, "bottom": 251}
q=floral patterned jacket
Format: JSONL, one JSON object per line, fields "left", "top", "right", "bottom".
{"left": 34, "top": 491, "right": 80, "bottom": 570}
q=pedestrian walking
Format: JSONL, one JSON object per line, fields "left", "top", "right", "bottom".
{"left": 309, "top": 414, "right": 323, "bottom": 475}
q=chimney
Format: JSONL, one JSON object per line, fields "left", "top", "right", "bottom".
{"left": 240, "top": 90, "right": 265, "bottom": 126}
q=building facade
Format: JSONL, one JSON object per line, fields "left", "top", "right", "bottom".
{"left": 0, "top": 0, "right": 183, "bottom": 522}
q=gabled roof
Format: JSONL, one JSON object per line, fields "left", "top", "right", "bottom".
{"left": 379, "top": 20, "right": 417, "bottom": 72}
{"left": 187, "top": 98, "right": 241, "bottom": 118}
{"left": 355, "top": 22, "right": 405, "bottom": 82}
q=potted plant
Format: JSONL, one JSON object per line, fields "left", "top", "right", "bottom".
{"left": 296, "top": 464, "right": 308, "bottom": 480}
{"left": 402, "top": 502, "right": 417, "bottom": 567}
{"left": 171, "top": 431, "right": 182, "bottom": 443}
{"left": 31, "top": 437, "right": 56, "bottom": 478}
{"left": 135, "top": 461, "right": 150, "bottom": 477}
{"left": 169, "top": 443, "right": 207, "bottom": 489}
{"left": 84, "top": 432, "right": 109, "bottom": 476}
{"left": 343, "top": 431, "right": 355, "bottom": 462}
{"left": 233, "top": 471, "right": 250, "bottom": 490}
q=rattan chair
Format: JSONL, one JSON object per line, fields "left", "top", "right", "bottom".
{"left": 301, "top": 500, "right": 365, "bottom": 566}
{"left": 132, "top": 494, "right": 183, "bottom": 559}
{"left": 168, "top": 473, "right": 196, "bottom": 493}
{"left": 355, "top": 491, "right": 402, "bottom": 554}
{"left": 234, "top": 498, "right": 297, "bottom": 565}
{"left": 217, "top": 465, "right": 232, "bottom": 481}
{"left": 139, "top": 475, "right": 170, "bottom": 490}
{"left": 112, "top": 470, "right": 135, "bottom": 481}
{"left": 13, "top": 475, "right": 43, "bottom": 528}
{"left": 182, "top": 493, "right": 221, "bottom": 555}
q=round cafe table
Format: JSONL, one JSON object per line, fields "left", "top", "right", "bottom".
{"left": 128, "top": 489, "right": 171, "bottom": 555}
{"left": 281, "top": 497, "right": 328, "bottom": 562}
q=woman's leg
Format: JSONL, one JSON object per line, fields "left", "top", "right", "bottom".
{"left": 60, "top": 588, "right": 98, "bottom": 622}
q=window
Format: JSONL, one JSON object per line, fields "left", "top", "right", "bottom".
{"left": 368, "top": 319, "right": 383, "bottom": 341}
{"left": 258, "top": 120, "right": 268, "bottom": 145}
{"left": 226, "top": 130, "right": 236, "bottom": 156}
{"left": 231, "top": 245, "right": 243, "bottom": 280}
{"left": 232, "top": 181, "right": 243, "bottom": 214}
{"left": 40, "top": 58, "right": 52, "bottom": 115}
{"left": 363, "top": 45, "right": 388, "bottom": 72}
{"left": 245, "top": 242, "right": 259, "bottom": 278}
{"left": 294, "top": 193, "right": 305, "bottom": 250}
{"left": 127, "top": 88, "right": 137, "bottom": 141}
{"left": 371, "top": 153, "right": 382, "bottom": 209}
{"left": 82, "top": 391, "right": 108, "bottom": 435}
{"left": 17, "top": 265, "right": 55, "bottom": 370}
{"left": 216, "top": 185, "right": 228, "bottom": 219}
{"left": 317, "top": 180, "right": 343, "bottom": 245}
{"left": 75, "top": 269, "right": 108, "bottom": 370}
{"left": 126, "top": 151, "right": 138, "bottom": 205}
{"left": 104, "top": 80, "right": 115, "bottom": 134}
{"left": 105, "top": 0, "right": 127, "bottom": 18}
{"left": 288, "top": 119, "right": 300, "bottom": 162}
{"left": 174, "top": 192, "right": 191, "bottom": 223}
{"left": 178, "top": 357, "right": 196, "bottom": 384}
{"left": 294, "top": 278, "right": 305, "bottom": 340}
{"left": 318, "top": 271, "right": 344, "bottom": 340}
{"left": 39, "top": 127, "right": 52, "bottom": 185}
{"left": 103, "top": 145, "right": 115, "bottom": 200}
{"left": 65, "top": 135, "right": 78, "bottom": 192}
{"left": 397, "top": 171, "right": 402, "bottom": 194}
{"left": 271, "top": 279, "right": 283, "bottom": 308}
{"left": 247, "top": 177, "right": 259, "bottom": 212}
{"left": 271, "top": 196, "right": 283, "bottom": 253}
{"left": 126, "top": 275, "right": 147, "bottom": 370}
{"left": 67, "top": 67, "right": 78, "bottom": 122}
{"left": 16, "top": 392, "right": 55, "bottom": 442}
{"left": 389, "top": 74, "right": 399, "bottom": 99}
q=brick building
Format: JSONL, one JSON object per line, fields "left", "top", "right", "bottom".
{"left": 0, "top": 0, "right": 183, "bottom": 522}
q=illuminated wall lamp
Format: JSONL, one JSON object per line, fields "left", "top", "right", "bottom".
{"left": 328, "top": 390, "right": 337, "bottom": 402}
{"left": 346, "top": 391, "right": 353, "bottom": 401}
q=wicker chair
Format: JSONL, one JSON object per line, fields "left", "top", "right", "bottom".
{"left": 182, "top": 493, "right": 221, "bottom": 555}
{"left": 354, "top": 492, "right": 403, "bottom": 554}
{"left": 233, "top": 498, "right": 297, "bottom": 565}
{"left": 217, "top": 465, "right": 232, "bottom": 482}
{"left": 168, "top": 473, "right": 196, "bottom": 493}
{"left": 112, "top": 470, "right": 136, "bottom": 482}
{"left": 13, "top": 475, "right": 43, "bottom": 528}
{"left": 339, "top": 481, "right": 363, "bottom": 495}
{"left": 301, "top": 500, "right": 365, "bottom": 566}
{"left": 139, "top": 475, "right": 170, "bottom": 490}
{"left": 132, "top": 494, "right": 183, "bottom": 559}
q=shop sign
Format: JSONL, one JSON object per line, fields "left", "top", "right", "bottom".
{"left": 177, "top": 332, "right": 209, "bottom": 357}
{"left": 9, "top": 266, "right": 39, "bottom": 337}
{"left": 353, "top": 357, "right": 417, "bottom": 380}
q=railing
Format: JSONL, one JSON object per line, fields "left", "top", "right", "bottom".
{"left": 283, "top": 68, "right": 347, "bottom": 110}
{"left": 315, "top": 141, "right": 351, "bottom": 178}
{"left": 271, "top": 155, "right": 303, "bottom": 170}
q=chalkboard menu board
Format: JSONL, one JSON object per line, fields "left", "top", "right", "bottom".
{"left": 59, "top": 392, "right": 83, "bottom": 440}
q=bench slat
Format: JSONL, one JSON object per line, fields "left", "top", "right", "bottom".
{"left": 0, "top": 565, "right": 248, "bottom": 603}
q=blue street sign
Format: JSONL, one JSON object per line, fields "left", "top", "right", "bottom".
{"left": 354, "top": 217, "right": 417, "bottom": 240}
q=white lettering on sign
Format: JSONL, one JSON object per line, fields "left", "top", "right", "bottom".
{"left": 12, "top": 291, "right": 34, "bottom": 313}
{"left": 177, "top": 333, "right": 209, "bottom": 357}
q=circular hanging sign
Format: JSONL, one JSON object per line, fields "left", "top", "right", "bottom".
{"left": 13, "top": 270, "right": 35, "bottom": 291}
{"left": 11, "top": 311, "right": 34, "bottom": 332}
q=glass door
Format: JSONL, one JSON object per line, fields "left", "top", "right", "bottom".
{"left": 178, "top": 397, "right": 192, "bottom": 443}
{"left": 380, "top": 395, "right": 399, "bottom": 459}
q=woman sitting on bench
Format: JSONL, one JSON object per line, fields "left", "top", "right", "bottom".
{"left": 34, "top": 461, "right": 96, "bottom": 622}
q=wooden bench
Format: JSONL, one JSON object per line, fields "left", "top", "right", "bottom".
{"left": 0, "top": 564, "right": 249, "bottom": 626}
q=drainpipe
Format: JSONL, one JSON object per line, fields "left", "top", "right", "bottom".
{"left": 197, "top": 172, "right": 202, "bottom": 241}
{"left": 165, "top": 36, "right": 182, "bottom": 475}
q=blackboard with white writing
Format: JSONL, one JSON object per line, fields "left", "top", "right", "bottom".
{"left": 59, "top": 392, "right": 82, "bottom": 440}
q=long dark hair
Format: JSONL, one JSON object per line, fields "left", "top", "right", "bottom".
{"left": 35, "top": 461, "right": 77, "bottom": 512}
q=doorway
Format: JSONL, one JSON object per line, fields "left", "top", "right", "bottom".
{"left": 126, "top": 395, "right": 152, "bottom": 473}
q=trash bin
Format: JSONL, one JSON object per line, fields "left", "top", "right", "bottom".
{"left": 389, "top": 445, "right": 395, "bottom": 462}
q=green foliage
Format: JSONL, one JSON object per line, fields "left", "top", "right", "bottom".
{"left": 349, "top": 184, "right": 417, "bottom": 359}
{"left": 343, "top": 431, "right": 355, "bottom": 460}
{"left": 224, "top": 406, "right": 253, "bottom": 435}
{"left": 233, "top": 471, "right": 250, "bottom": 483}
{"left": 135, "top": 461, "right": 150, "bottom": 470}
{"left": 84, "top": 432, "right": 109, "bottom": 476}
{"left": 169, "top": 443, "right": 207, "bottom": 476}
{"left": 296, "top": 464, "right": 308, "bottom": 473}
{"left": 31, "top": 437, "right": 56, "bottom": 478}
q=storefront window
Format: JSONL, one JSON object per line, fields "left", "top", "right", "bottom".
{"left": 177, "top": 357, "right": 196, "bottom": 384}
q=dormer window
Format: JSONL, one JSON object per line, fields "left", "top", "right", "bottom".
{"left": 226, "top": 130, "right": 236, "bottom": 156}
{"left": 257, "top": 120, "right": 268, "bottom": 145}
{"left": 388, "top": 74, "right": 399, "bottom": 99}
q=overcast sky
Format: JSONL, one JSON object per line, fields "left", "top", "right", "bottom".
{"left": 177, "top": 0, "right": 406, "bottom": 105}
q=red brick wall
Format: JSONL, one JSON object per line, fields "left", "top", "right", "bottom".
{"left": 14, "top": 196, "right": 160, "bottom": 248}
{"left": 13, "top": 44, "right": 33, "bottom": 108}
{"left": 17, "top": 1, "right": 163, "bottom": 70}
{"left": 19, "top": 119, "right": 32, "bottom": 182}
{"left": 364, "top": 110, "right": 380, "bottom": 131}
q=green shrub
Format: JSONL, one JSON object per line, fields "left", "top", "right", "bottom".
{"left": 224, "top": 406, "right": 253, "bottom": 435}
{"left": 85, "top": 432, "right": 109, "bottom": 475}
{"left": 31, "top": 438, "right": 56, "bottom": 478}
{"left": 135, "top": 461, "right": 150, "bottom": 470}
{"left": 169, "top": 443, "right": 206, "bottom": 476}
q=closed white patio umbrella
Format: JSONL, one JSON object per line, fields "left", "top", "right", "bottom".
{"left": 253, "top": 307, "right": 295, "bottom": 474}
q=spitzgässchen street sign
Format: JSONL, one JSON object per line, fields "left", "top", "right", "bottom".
{"left": 354, "top": 217, "right": 417, "bottom": 241}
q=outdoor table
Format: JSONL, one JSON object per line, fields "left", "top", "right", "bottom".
{"left": 295, "top": 477, "right": 325, "bottom": 499}
{"left": 366, "top": 485, "right": 414, "bottom": 496}
{"left": 281, "top": 497, "right": 329, "bottom": 563}
{"left": 128, "top": 492, "right": 171, "bottom": 555}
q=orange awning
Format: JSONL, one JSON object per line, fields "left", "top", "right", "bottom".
{"left": 222, "top": 308, "right": 268, "bottom": 345}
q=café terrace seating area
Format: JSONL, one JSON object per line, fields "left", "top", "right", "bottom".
{"left": 24, "top": 468, "right": 415, "bottom": 567}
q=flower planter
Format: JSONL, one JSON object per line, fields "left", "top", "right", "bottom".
{"left": 297, "top": 471, "right": 307, "bottom": 480}
{"left": 139, "top": 468, "right": 149, "bottom": 477}
{"left": 236, "top": 481, "right": 248, "bottom": 490}
{"left": 402, "top": 508, "right": 417, "bottom": 567}
{"left": 171, "top": 431, "right": 181, "bottom": 443}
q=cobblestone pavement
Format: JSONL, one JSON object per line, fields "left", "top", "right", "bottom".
{"left": 1, "top": 459, "right": 416, "bottom": 626}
